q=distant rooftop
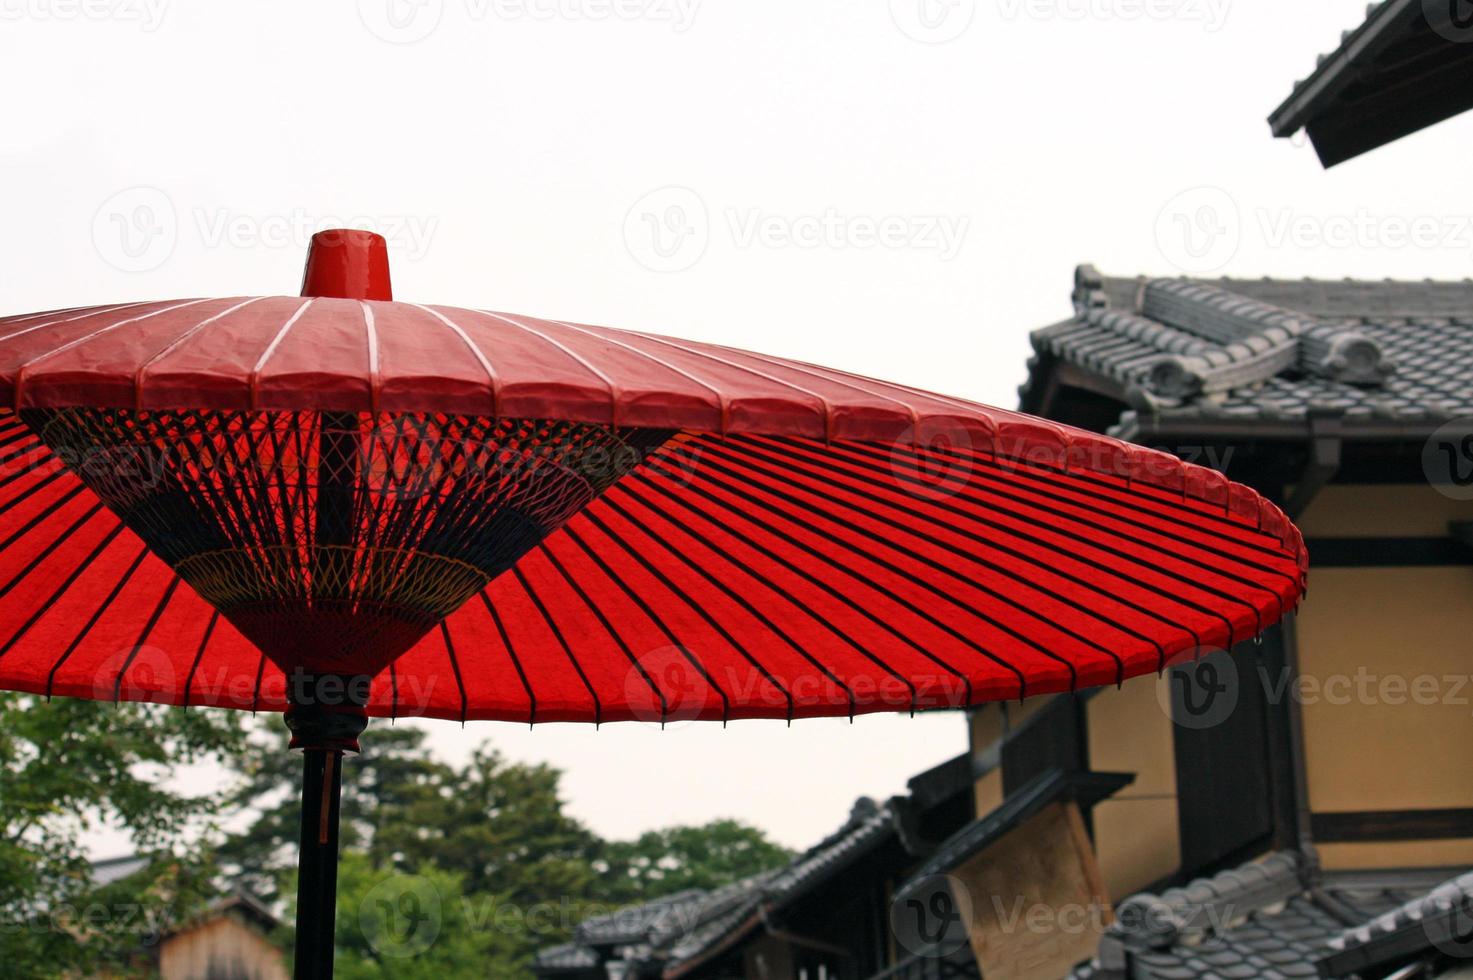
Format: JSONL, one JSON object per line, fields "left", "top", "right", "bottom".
{"left": 1069, "top": 851, "right": 1473, "bottom": 978}
{"left": 1271, "top": 0, "right": 1473, "bottom": 166}
{"left": 1021, "top": 266, "right": 1473, "bottom": 441}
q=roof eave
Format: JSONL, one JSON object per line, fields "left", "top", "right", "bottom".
{"left": 1268, "top": 0, "right": 1418, "bottom": 139}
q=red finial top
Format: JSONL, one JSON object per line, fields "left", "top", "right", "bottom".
{"left": 300, "top": 229, "right": 393, "bottom": 301}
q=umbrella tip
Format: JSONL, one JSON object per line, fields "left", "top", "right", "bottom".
{"left": 301, "top": 229, "right": 393, "bottom": 302}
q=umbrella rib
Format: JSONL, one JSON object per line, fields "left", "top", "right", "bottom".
{"left": 387, "top": 661, "right": 398, "bottom": 721}
{"left": 623, "top": 474, "right": 972, "bottom": 708}
{"left": 715, "top": 438, "right": 1234, "bottom": 648}
{"left": 42, "top": 544, "right": 150, "bottom": 698}
{"left": 478, "top": 592, "right": 537, "bottom": 725}
{"left": 816, "top": 437, "right": 1299, "bottom": 588}
{"left": 0, "top": 483, "right": 87, "bottom": 552}
{"left": 132, "top": 298, "right": 270, "bottom": 408}
{"left": 538, "top": 542, "right": 670, "bottom": 724}
{"left": 0, "top": 501, "right": 108, "bottom": 602}
{"left": 359, "top": 302, "right": 382, "bottom": 415}
{"left": 250, "top": 652, "right": 267, "bottom": 713}
{"left": 598, "top": 494, "right": 861, "bottom": 717}
{"left": 512, "top": 564, "right": 603, "bottom": 726}
{"left": 412, "top": 305, "right": 503, "bottom": 416}
{"left": 0, "top": 301, "right": 155, "bottom": 347}
{"left": 669, "top": 451, "right": 1175, "bottom": 682}
{"left": 912, "top": 438, "right": 1294, "bottom": 551}
{"left": 112, "top": 574, "right": 184, "bottom": 703}
{"left": 12, "top": 299, "right": 214, "bottom": 407}
{"left": 682, "top": 443, "right": 1106, "bottom": 686}
{"left": 609, "top": 481, "right": 920, "bottom": 712}
{"left": 577, "top": 508, "right": 794, "bottom": 722}
{"left": 548, "top": 320, "right": 732, "bottom": 434}
{"left": 439, "top": 622, "right": 469, "bottom": 725}
{"left": 247, "top": 300, "right": 315, "bottom": 409}
{"left": 0, "top": 305, "right": 93, "bottom": 325}
{"left": 476, "top": 312, "right": 623, "bottom": 425}
{"left": 702, "top": 343, "right": 922, "bottom": 426}
{"left": 712, "top": 437, "right": 1256, "bottom": 646}
{"left": 0, "top": 520, "right": 126, "bottom": 663}
{"left": 620, "top": 331, "right": 836, "bottom": 440}
{"left": 638, "top": 455, "right": 1038, "bottom": 696}
{"left": 561, "top": 524, "right": 734, "bottom": 724}
{"left": 181, "top": 610, "right": 220, "bottom": 709}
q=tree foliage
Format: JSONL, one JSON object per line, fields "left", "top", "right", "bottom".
{"left": 0, "top": 693, "right": 245, "bottom": 977}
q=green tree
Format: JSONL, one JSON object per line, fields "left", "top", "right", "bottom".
{"left": 224, "top": 724, "right": 792, "bottom": 967}
{"left": 0, "top": 693, "right": 246, "bottom": 977}
{"left": 289, "top": 853, "right": 524, "bottom": 978}
{"left": 600, "top": 820, "right": 792, "bottom": 904}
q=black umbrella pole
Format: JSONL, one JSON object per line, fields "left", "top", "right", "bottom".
{"left": 295, "top": 748, "right": 344, "bottom": 979}
{"left": 285, "top": 673, "right": 371, "bottom": 980}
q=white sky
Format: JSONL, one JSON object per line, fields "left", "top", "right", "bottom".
{"left": 5, "top": 0, "right": 1472, "bottom": 854}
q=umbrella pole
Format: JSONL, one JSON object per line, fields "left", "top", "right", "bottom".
{"left": 294, "top": 747, "right": 344, "bottom": 980}
{"left": 285, "top": 674, "right": 370, "bottom": 980}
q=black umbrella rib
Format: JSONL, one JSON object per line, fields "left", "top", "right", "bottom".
{"left": 616, "top": 478, "right": 939, "bottom": 712}
{"left": 182, "top": 611, "right": 220, "bottom": 709}
{"left": 112, "top": 574, "right": 184, "bottom": 703}
{"left": 439, "top": 622, "right": 469, "bottom": 725}
{"left": 538, "top": 542, "right": 670, "bottom": 723}
{"left": 43, "top": 545, "right": 150, "bottom": 698}
{"left": 479, "top": 591, "right": 537, "bottom": 726}
{"left": 560, "top": 523, "right": 731, "bottom": 724}
{"left": 682, "top": 445, "right": 1093, "bottom": 691}
{"left": 710, "top": 437, "right": 1251, "bottom": 647}
{"left": 596, "top": 494, "right": 860, "bottom": 719}
{"left": 512, "top": 564, "right": 602, "bottom": 727}
{"left": 576, "top": 508, "right": 795, "bottom": 723}
{"left": 629, "top": 469, "right": 977, "bottom": 707}
{"left": 0, "top": 520, "right": 125, "bottom": 663}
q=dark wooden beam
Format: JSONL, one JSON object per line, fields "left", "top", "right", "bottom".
{"left": 1312, "top": 808, "right": 1473, "bottom": 843}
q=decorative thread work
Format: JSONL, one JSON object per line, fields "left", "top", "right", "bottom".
{"left": 23, "top": 408, "right": 671, "bottom": 677}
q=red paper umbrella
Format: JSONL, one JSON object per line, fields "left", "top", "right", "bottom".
{"left": 0, "top": 232, "right": 1305, "bottom": 978}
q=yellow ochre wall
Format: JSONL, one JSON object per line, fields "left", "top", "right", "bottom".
{"left": 1295, "top": 485, "right": 1473, "bottom": 871}
{"left": 1086, "top": 675, "right": 1181, "bottom": 900}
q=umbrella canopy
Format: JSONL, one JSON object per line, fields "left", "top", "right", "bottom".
{"left": 0, "top": 239, "right": 1306, "bottom": 728}
{"left": 0, "top": 230, "right": 1307, "bottom": 979}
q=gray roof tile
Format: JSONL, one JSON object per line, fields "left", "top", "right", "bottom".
{"left": 1025, "top": 268, "right": 1473, "bottom": 438}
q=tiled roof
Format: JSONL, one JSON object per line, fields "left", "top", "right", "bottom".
{"left": 1320, "top": 869, "right": 1473, "bottom": 976}
{"left": 1067, "top": 853, "right": 1456, "bottom": 979}
{"left": 1268, "top": 0, "right": 1473, "bottom": 167}
{"left": 575, "top": 888, "right": 707, "bottom": 948}
{"left": 1022, "top": 266, "right": 1473, "bottom": 439}
{"left": 533, "top": 798, "right": 904, "bottom": 979}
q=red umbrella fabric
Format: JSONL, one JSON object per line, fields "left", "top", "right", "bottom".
{"left": 0, "top": 252, "right": 1306, "bottom": 728}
